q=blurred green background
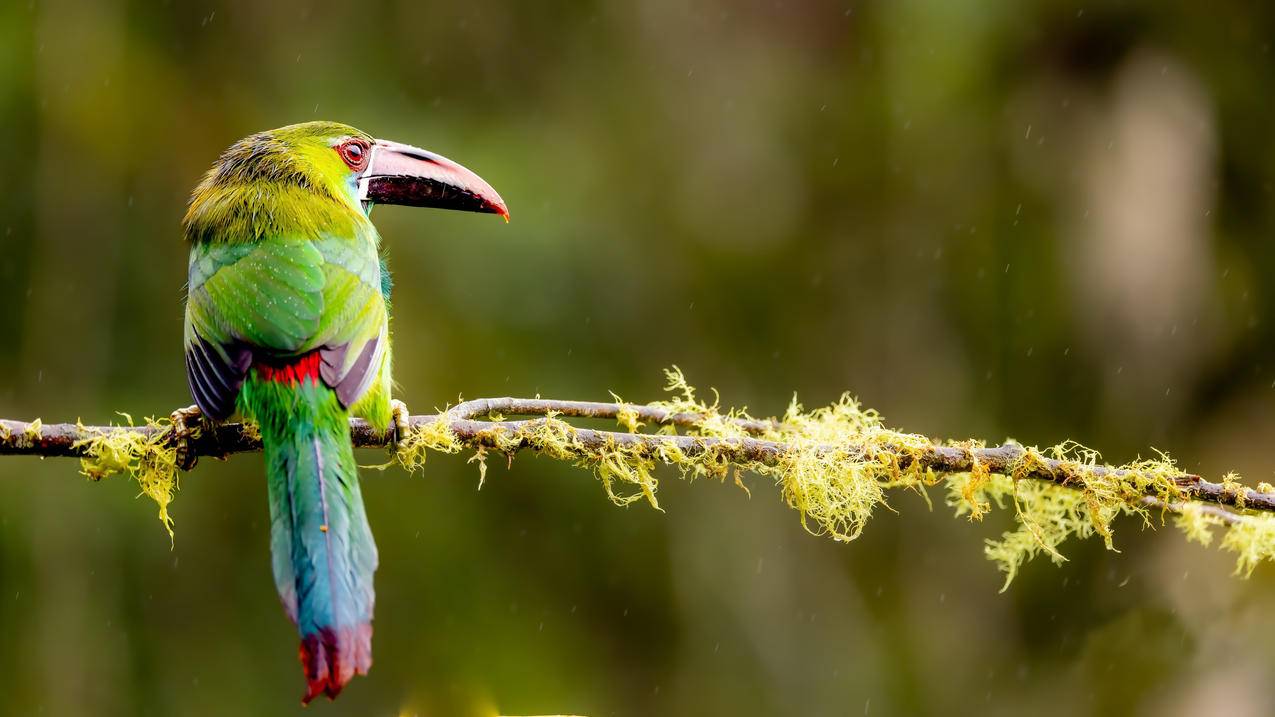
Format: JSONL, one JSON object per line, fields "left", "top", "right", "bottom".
{"left": 3, "top": 0, "right": 1275, "bottom": 715}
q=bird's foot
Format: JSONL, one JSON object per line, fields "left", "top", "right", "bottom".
{"left": 390, "top": 399, "right": 411, "bottom": 451}
{"left": 169, "top": 405, "right": 204, "bottom": 472}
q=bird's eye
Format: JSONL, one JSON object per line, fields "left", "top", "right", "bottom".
{"left": 337, "top": 140, "right": 369, "bottom": 170}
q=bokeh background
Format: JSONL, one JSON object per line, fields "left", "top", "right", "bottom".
{"left": 2, "top": 1, "right": 1275, "bottom": 715}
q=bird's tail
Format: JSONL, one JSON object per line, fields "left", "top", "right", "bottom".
{"left": 238, "top": 352, "right": 378, "bottom": 704}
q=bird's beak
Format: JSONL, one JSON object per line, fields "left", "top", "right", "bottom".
{"left": 357, "top": 139, "right": 509, "bottom": 221}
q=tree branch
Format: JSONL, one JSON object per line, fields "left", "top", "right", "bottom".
{"left": 1, "top": 396, "right": 1271, "bottom": 516}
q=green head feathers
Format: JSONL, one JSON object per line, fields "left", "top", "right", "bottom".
{"left": 183, "top": 121, "right": 374, "bottom": 244}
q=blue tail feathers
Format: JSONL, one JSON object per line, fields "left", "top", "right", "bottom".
{"left": 239, "top": 357, "right": 378, "bottom": 703}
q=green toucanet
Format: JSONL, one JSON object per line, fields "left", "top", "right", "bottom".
{"left": 182, "top": 121, "right": 507, "bottom": 702}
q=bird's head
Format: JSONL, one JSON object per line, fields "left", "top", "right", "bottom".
{"left": 184, "top": 121, "right": 507, "bottom": 242}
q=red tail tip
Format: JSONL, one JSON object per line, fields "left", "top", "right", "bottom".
{"left": 299, "top": 624, "right": 374, "bottom": 705}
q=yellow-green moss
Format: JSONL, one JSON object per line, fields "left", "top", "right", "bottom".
{"left": 956, "top": 442, "right": 993, "bottom": 521}
{"left": 610, "top": 392, "right": 644, "bottom": 434}
{"left": 1174, "top": 504, "right": 1225, "bottom": 547}
{"left": 74, "top": 414, "right": 179, "bottom": 541}
{"left": 1221, "top": 472, "right": 1247, "bottom": 508}
{"left": 394, "top": 414, "right": 463, "bottom": 472}
{"left": 1221, "top": 514, "right": 1275, "bottom": 577}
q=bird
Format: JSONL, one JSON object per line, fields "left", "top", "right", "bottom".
{"left": 181, "top": 121, "right": 507, "bottom": 703}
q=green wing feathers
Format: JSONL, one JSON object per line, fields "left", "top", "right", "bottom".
{"left": 183, "top": 233, "right": 392, "bottom": 426}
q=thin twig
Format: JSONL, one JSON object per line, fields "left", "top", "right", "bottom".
{"left": 0, "top": 398, "right": 1270, "bottom": 517}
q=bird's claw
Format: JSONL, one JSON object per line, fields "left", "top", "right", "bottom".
{"left": 169, "top": 405, "right": 204, "bottom": 472}
{"left": 390, "top": 399, "right": 410, "bottom": 451}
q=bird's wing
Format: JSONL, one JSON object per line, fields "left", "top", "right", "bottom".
{"left": 183, "top": 234, "right": 386, "bottom": 420}
{"left": 311, "top": 235, "right": 388, "bottom": 409}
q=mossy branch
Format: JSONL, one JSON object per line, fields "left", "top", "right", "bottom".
{"left": 0, "top": 399, "right": 1268, "bottom": 512}
{"left": 3, "top": 368, "right": 1274, "bottom": 585}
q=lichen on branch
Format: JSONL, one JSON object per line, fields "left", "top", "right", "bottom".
{"left": 74, "top": 414, "right": 181, "bottom": 541}
{"left": 3, "top": 367, "right": 1275, "bottom": 585}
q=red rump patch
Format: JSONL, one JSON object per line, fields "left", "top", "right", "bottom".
{"left": 257, "top": 352, "right": 323, "bottom": 386}
{"left": 299, "top": 624, "right": 374, "bottom": 704}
